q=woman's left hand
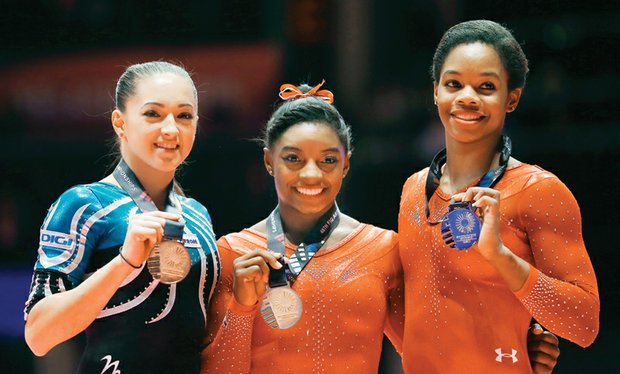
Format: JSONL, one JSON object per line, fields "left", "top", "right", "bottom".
{"left": 452, "top": 187, "right": 504, "bottom": 260}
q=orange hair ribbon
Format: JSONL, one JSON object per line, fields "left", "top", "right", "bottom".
{"left": 278, "top": 79, "right": 334, "bottom": 104}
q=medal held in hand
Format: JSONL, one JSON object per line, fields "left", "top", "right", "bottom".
{"left": 261, "top": 205, "right": 339, "bottom": 329}
{"left": 113, "top": 159, "right": 191, "bottom": 284}
{"left": 260, "top": 282, "right": 304, "bottom": 330}
{"left": 147, "top": 219, "right": 191, "bottom": 284}
{"left": 440, "top": 202, "right": 481, "bottom": 250}
{"left": 425, "top": 136, "right": 512, "bottom": 251}
{"left": 147, "top": 240, "right": 191, "bottom": 284}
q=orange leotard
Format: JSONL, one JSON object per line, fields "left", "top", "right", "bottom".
{"left": 398, "top": 163, "right": 600, "bottom": 373}
{"left": 202, "top": 224, "right": 403, "bottom": 374}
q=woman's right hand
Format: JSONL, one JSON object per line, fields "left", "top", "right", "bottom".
{"left": 120, "top": 211, "right": 182, "bottom": 267}
{"left": 232, "top": 250, "right": 282, "bottom": 306}
{"left": 528, "top": 323, "right": 560, "bottom": 374}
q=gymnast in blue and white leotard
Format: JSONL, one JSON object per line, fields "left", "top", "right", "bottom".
{"left": 24, "top": 61, "right": 219, "bottom": 373}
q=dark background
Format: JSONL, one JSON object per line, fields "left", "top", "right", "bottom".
{"left": 1, "top": 0, "right": 618, "bottom": 373}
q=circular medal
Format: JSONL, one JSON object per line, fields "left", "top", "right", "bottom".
{"left": 260, "top": 286, "right": 303, "bottom": 329}
{"left": 441, "top": 202, "right": 481, "bottom": 250}
{"left": 147, "top": 239, "right": 191, "bottom": 284}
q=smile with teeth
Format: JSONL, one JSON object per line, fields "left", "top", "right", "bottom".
{"left": 296, "top": 187, "right": 324, "bottom": 196}
{"left": 452, "top": 112, "right": 486, "bottom": 121}
{"left": 155, "top": 143, "right": 179, "bottom": 150}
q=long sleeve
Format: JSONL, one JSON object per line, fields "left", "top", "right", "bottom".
{"left": 203, "top": 225, "right": 400, "bottom": 373}
{"left": 201, "top": 237, "right": 256, "bottom": 374}
{"left": 383, "top": 243, "right": 404, "bottom": 355}
{"left": 513, "top": 175, "right": 600, "bottom": 347}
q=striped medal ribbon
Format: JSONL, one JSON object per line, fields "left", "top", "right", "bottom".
{"left": 260, "top": 204, "right": 340, "bottom": 329}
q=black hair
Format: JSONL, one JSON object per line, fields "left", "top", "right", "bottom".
{"left": 431, "top": 20, "right": 529, "bottom": 90}
{"left": 261, "top": 83, "right": 352, "bottom": 152}
{"left": 115, "top": 61, "right": 196, "bottom": 112}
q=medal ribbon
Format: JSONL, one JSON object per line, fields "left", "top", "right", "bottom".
{"left": 424, "top": 135, "right": 512, "bottom": 223}
{"left": 112, "top": 159, "right": 185, "bottom": 239}
{"left": 266, "top": 204, "right": 340, "bottom": 287}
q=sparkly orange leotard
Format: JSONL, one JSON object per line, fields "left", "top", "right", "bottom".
{"left": 202, "top": 224, "right": 403, "bottom": 374}
{"left": 398, "top": 163, "right": 599, "bottom": 373}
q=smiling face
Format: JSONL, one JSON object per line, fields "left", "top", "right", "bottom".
{"left": 113, "top": 72, "right": 198, "bottom": 175}
{"left": 264, "top": 122, "right": 350, "bottom": 218}
{"left": 433, "top": 42, "right": 522, "bottom": 145}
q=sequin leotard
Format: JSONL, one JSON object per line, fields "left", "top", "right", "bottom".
{"left": 202, "top": 224, "right": 403, "bottom": 374}
{"left": 398, "top": 163, "right": 599, "bottom": 373}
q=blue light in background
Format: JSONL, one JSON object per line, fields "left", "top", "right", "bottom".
{"left": 0, "top": 267, "right": 33, "bottom": 340}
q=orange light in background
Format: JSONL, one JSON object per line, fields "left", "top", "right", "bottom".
{"left": 0, "top": 44, "right": 282, "bottom": 139}
{"left": 286, "top": 0, "right": 330, "bottom": 44}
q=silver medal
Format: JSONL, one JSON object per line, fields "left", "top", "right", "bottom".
{"left": 260, "top": 286, "right": 303, "bottom": 329}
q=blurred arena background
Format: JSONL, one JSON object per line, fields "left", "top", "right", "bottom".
{"left": 1, "top": 1, "right": 618, "bottom": 372}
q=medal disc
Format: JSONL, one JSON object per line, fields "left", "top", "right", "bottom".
{"left": 444, "top": 205, "right": 481, "bottom": 250}
{"left": 260, "top": 286, "right": 303, "bottom": 329}
{"left": 147, "top": 240, "right": 191, "bottom": 284}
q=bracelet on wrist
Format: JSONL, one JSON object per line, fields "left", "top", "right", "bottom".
{"left": 118, "top": 247, "right": 141, "bottom": 269}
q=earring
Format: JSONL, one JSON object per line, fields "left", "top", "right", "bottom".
{"left": 267, "top": 167, "right": 273, "bottom": 176}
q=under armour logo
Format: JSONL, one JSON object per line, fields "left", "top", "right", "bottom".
{"left": 100, "top": 355, "right": 121, "bottom": 374}
{"left": 495, "top": 348, "right": 518, "bottom": 363}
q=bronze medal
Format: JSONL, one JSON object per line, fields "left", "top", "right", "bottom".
{"left": 113, "top": 159, "right": 190, "bottom": 284}
{"left": 147, "top": 239, "right": 191, "bottom": 284}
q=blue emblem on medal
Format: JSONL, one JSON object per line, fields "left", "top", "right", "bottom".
{"left": 440, "top": 202, "right": 481, "bottom": 250}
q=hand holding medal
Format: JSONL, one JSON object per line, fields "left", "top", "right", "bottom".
{"left": 450, "top": 187, "right": 504, "bottom": 257}
{"left": 246, "top": 205, "right": 339, "bottom": 330}
{"left": 232, "top": 249, "right": 284, "bottom": 307}
{"left": 424, "top": 136, "right": 512, "bottom": 252}
{"left": 113, "top": 159, "right": 191, "bottom": 284}
{"left": 260, "top": 259, "right": 304, "bottom": 330}
{"left": 231, "top": 248, "right": 303, "bottom": 329}
{"left": 119, "top": 210, "right": 183, "bottom": 269}
{"left": 147, "top": 218, "right": 191, "bottom": 284}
